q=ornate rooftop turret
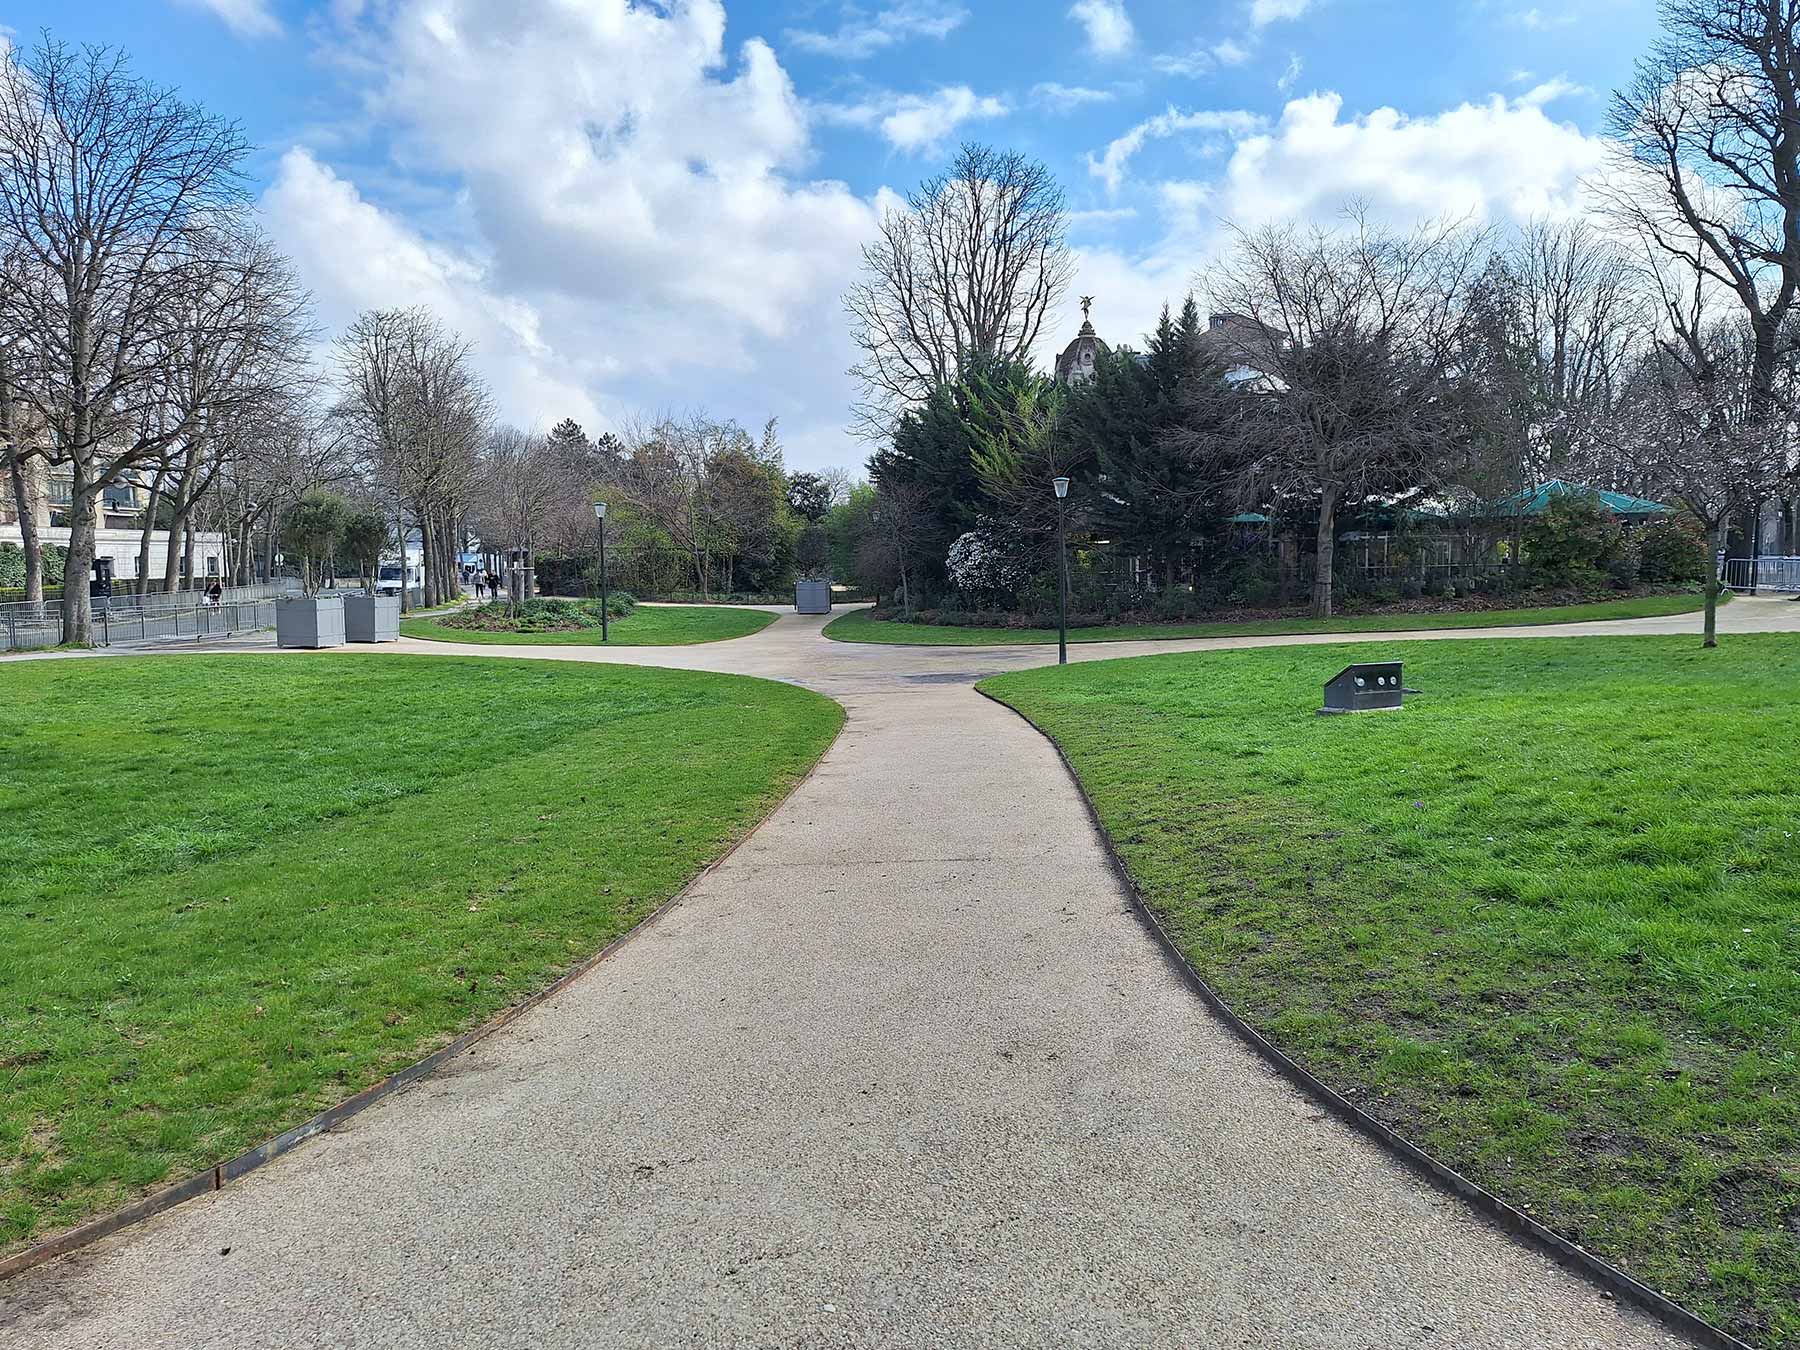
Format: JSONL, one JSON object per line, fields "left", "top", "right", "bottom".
{"left": 1054, "top": 294, "right": 1110, "bottom": 385}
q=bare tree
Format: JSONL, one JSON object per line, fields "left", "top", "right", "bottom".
{"left": 137, "top": 225, "right": 315, "bottom": 593}
{"left": 334, "top": 307, "right": 488, "bottom": 609}
{"left": 605, "top": 413, "right": 749, "bottom": 599}
{"left": 0, "top": 38, "right": 252, "bottom": 642}
{"left": 1610, "top": 244, "right": 1796, "bottom": 645}
{"left": 1202, "top": 208, "right": 1484, "bottom": 615}
{"left": 473, "top": 426, "right": 561, "bottom": 611}
{"left": 1606, "top": 1, "right": 1800, "bottom": 418}
{"left": 219, "top": 400, "right": 349, "bottom": 585}
{"left": 862, "top": 478, "right": 931, "bottom": 616}
{"left": 1514, "top": 219, "right": 1646, "bottom": 480}
{"left": 845, "top": 143, "right": 1073, "bottom": 436}
{"left": 0, "top": 333, "right": 45, "bottom": 604}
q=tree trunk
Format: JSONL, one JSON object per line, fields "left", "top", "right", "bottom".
{"left": 183, "top": 515, "right": 198, "bottom": 592}
{"left": 162, "top": 511, "right": 186, "bottom": 594}
{"left": 136, "top": 469, "right": 166, "bottom": 596}
{"left": 396, "top": 509, "right": 411, "bottom": 614}
{"left": 162, "top": 455, "right": 200, "bottom": 594}
{"left": 1311, "top": 489, "right": 1340, "bottom": 618}
{"left": 442, "top": 513, "right": 458, "bottom": 597}
{"left": 59, "top": 462, "right": 98, "bottom": 645}
{"left": 418, "top": 500, "right": 439, "bottom": 609}
{"left": 1704, "top": 520, "right": 1724, "bottom": 649}
{"left": 7, "top": 453, "right": 44, "bottom": 606}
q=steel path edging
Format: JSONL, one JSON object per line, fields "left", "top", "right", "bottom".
{"left": 0, "top": 704, "right": 847, "bottom": 1284}
{"left": 972, "top": 682, "right": 1752, "bottom": 1350}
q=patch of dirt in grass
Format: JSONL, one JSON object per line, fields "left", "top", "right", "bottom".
{"left": 24, "top": 1118, "right": 65, "bottom": 1169}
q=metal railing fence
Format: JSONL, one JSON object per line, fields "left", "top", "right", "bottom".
{"left": 2, "top": 594, "right": 281, "bottom": 652}
{"left": 0, "top": 579, "right": 299, "bottom": 652}
{"left": 1722, "top": 557, "right": 1800, "bottom": 593}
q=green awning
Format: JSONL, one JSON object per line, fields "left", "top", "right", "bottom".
{"left": 1481, "top": 480, "right": 1673, "bottom": 520}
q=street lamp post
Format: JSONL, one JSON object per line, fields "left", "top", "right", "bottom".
{"left": 593, "top": 501, "right": 610, "bottom": 643}
{"left": 1053, "top": 475, "right": 1071, "bottom": 666}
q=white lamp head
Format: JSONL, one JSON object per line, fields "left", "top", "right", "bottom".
{"left": 593, "top": 501, "right": 608, "bottom": 521}
{"left": 1052, "top": 476, "right": 1071, "bottom": 499}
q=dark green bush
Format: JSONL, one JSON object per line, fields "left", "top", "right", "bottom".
{"left": 1635, "top": 515, "right": 1709, "bottom": 584}
{"left": 1523, "top": 493, "right": 1626, "bottom": 590}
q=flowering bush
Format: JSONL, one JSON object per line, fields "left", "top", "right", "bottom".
{"left": 945, "top": 526, "right": 1034, "bottom": 608}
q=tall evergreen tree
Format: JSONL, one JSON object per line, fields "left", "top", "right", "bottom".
{"left": 1067, "top": 297, "right": 1235, "bottom": 588}
{"left": 868, "top": 355, "right": 1040, "bottom": 596}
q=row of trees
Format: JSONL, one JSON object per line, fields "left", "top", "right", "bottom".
{"left": 0, "top": 39, "right": 315, "bottom": 642}
{"left": 834, "top": 0, "right": 1800, "bottom": 647}
{"left": 0, "top": 35, "right": 839, "bottom": 641}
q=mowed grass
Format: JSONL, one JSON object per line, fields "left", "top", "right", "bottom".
{"left": 825, "top": 591, "right": 1709, "bottom": 646}
{"left": 401, "top": 603, "right": 777, "bottom": 646}
{"left": 981, "top": 636, "right": 1800, "bottom": 1346}
{"left": 0, "top": 655, "right": 841, "bottom": 1253}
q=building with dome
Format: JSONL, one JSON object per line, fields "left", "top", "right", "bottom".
{"left": 1054, "top": 296, "right": 1109, "bottom": 385}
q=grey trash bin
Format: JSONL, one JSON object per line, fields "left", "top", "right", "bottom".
{"left": 795, "top": 580, "right": 832, "bottom": 615}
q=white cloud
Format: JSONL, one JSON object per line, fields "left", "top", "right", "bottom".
{"left": 1517, "top": 76, "right": 1590, "bottom": 106}
{"left": 1251, "top": 0, "right": 1313, "bottom": 26}
{"left": 1050, "top": 84, "right": 1611, "bottom": 375}
{"left": 1153, "top": 47, "right": 1214, "bottom": 78}
{"left": 1069, "top": 0, "right": 1135, "bottom": 57}
{"left": 1067, "top": 205, "right": 1140, "bottom": 229}
{"left": 269, "top": 0, "right": 883, "bottom": 469}
{"left": 262, "top": 148, "right": 600, "bottom": 426}
{"left": 1031, "top": 82, "right": 1118, "bottom": 111}
{"left": 787, "top": 1, "right": 967, "bottom": 60}
{"left": 883, "top": 86, "right": 1009, "bottom": 151}
{"left": 1277, "top": 54, "right": 1303, "bottom": 93}
{"left": 1509, "top": 7, "right": 1576, "bottom": 30}
{"left": 175, "top": 0, "right": 281, "bottom": 39}
{"left": 1152, "top": 25, "right": 1269, "bottom": 78}
{"left": 826, "top": 85, "right": 1010, "bottom": 152}
{"left": 1214, "top": 90, "right": 1606, "bottom": 227}
{"left": 1087, "top": 107, "right": 1267, "bottom": 194}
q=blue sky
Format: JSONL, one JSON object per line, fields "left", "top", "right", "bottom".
{"left": 3, "top": 0, "right": 1660, "bottom": 469}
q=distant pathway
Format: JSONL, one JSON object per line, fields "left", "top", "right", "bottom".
{"left": 9, "top": 601, "right": 1794, "bottom": 1347}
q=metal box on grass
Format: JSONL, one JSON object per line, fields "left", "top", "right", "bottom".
{"left": 1321, "top": 661, "right": 1407, "bottom": 715}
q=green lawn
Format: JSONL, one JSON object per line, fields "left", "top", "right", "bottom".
{"left": 401, "top": 603, "right": 778, "bottom": 646}
{"left": 981, "top": 636, "right": 1799, "bottom": 1347}
{"left": 826, "top": 591, "right": 1710, "bottom": 645}
{"left": 0, "top": 655, "right": 841, "bottom": 1254}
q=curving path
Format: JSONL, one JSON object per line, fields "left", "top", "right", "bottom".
{"left": 8, "top": 599, "right": 1798, "bottom": 1348}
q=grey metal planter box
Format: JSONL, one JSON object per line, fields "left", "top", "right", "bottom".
{"left": 274, "top": 595, "right": 346, "bottom": 649}
{"left": 795, "top": 580, "right": 833, "bottom": 614}
{"left": 344, "top": 593, "right": 402, "bottom": 643}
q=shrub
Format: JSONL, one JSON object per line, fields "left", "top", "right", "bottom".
{"left": 439, "top": 594, "right": 635, "bottom": 634}
{"left": 1522, "top": 492, "right": 1626, "bottom": 590}
{"left": 0, "top": 542, "right": 23, "bottom": 590}
{"left": 1635, "top": 515, "right": 1709, "bottom": 584}
{"left": 945, "top": 524, "right": 1034, "bottom": 609}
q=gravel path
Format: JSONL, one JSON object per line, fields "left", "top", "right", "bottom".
{"left": 10, "top": 603, "right": 1786, "bottom": 1348}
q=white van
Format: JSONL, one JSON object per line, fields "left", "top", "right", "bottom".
{"left": 375, "top": 561, "right": 420, "bottom": 595}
